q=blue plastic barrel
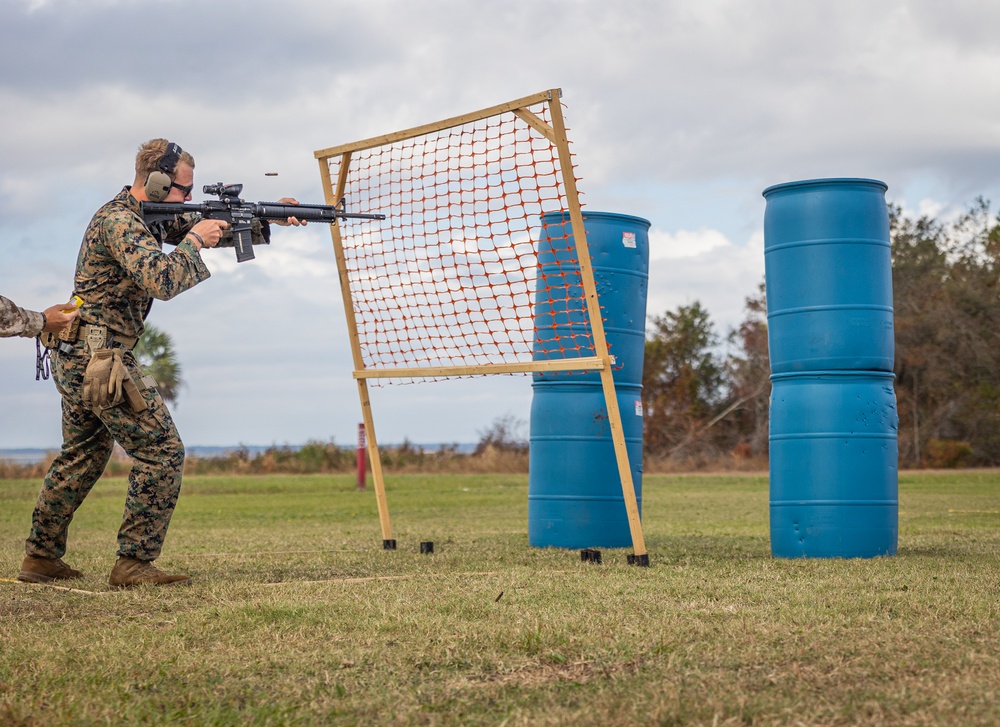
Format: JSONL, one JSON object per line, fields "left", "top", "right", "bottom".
{"left": 769, "top": 371, "right": 899, "bottom": 558}
{"left": 529, "top": 211, "right": 650, "bottom": 549}
{"left": 763, "top": 178, "right": 893, "bottom": 373}
{"left": 528, "top": 384, "right": 644, "bottom": 548}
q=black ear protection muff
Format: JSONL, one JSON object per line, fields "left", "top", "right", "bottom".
{"left": 143, "top": 142, "right": 183, "bottom": 202}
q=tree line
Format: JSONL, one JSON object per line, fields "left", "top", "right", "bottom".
{"left": 641, "top": 199, "right": 1000, "bottom": 468}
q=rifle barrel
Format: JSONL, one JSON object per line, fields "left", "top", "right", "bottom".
{"left": 252, "top": 202, "right": 385, "bottom": 222}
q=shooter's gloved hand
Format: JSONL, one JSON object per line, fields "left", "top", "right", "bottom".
{"left": 82, "top": 348, "right": 126, "bottom": 411}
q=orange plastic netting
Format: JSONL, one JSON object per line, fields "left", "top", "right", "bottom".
{"left": 322, "top": 99, "right": 596, "bottom": 384}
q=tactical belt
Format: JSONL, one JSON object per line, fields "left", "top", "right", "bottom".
{"left": 80, "top": 324, "right": 139, "bottom": 353}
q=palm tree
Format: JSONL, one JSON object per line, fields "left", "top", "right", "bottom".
{"left": 134, "top": 323, "right": 183, "bottom": 406}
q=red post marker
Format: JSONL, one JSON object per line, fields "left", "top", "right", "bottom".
{"left": 356, "top": 423, "right": 367, "bottom": 490}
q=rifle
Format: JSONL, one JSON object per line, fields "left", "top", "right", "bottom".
{"left": 141, "top": 183, "right": 386, "bottom": 262}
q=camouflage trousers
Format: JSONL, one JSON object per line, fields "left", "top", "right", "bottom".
{"left": 25, "top": 341, "right": 185, "bottom": 561}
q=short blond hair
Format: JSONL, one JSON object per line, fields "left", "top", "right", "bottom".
{"left": 135, "top": 138, "right": 196, "bottom": 179}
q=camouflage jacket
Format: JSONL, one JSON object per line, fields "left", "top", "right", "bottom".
{"left": 73, "top": 187, "right": 265, "bottom": 340}
{"left": 0, "top": 295, "right": 44, "bottom": 338}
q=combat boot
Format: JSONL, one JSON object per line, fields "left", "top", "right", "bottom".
{"left": 17, "top": 555, "right": 83, "bottom": 583}
{"left": 108, "top": 557, "right": 191, "bottom": 588}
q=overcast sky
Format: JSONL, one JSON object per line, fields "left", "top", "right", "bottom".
{"left": 3, "top": 0, "right": 1000, "bottom": 450}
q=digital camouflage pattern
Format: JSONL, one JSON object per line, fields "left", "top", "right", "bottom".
{"left": 25, "top": 186, "right": 265, "bottom": 562}
{"left": 26, "top": 344, "right": 184, "bottom": 561}
{"left": 0, "top": 294, "right": 45, "bottom": 338}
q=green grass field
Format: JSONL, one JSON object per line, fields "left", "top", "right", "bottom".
{"left": 1, "top": 471, "right": 998, "bottom": 726}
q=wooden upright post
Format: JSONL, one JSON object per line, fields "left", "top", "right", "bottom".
{"left": 317, "top": 152, "right": 395, "bottom": 547}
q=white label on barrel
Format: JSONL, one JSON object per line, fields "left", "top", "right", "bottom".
{"left": 622, "top": 232, "right": 636, "bottom": 248}
{"left": 635, "top": 401, "right": 643, "bottom": 416}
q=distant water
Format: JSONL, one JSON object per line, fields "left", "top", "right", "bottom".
{"left": 0, "top": 446, "right": 282, "bottom": 465}
{"left": 0, "top": 443, "right": 476, "bottom": 465}
{"left": 0, "top": 449, "right": 52, "bottom": 465}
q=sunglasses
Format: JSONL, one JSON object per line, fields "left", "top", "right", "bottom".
{"left": 170, "top": 181, "right": 194, "bottom": 196}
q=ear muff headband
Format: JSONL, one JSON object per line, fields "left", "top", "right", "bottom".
{"left": 144, "top": 142, "right": 184, "bottom": 202}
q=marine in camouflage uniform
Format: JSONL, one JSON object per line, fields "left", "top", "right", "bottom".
{"left": 18, "top": 139, "right": 277, "bottom": 588}
{"left": 24, "top": 186, "right": 213, "bottom": 564}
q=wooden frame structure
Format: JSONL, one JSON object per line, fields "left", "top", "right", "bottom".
{"left": 314, "top": 89, "right": 646, "bottom": 560}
